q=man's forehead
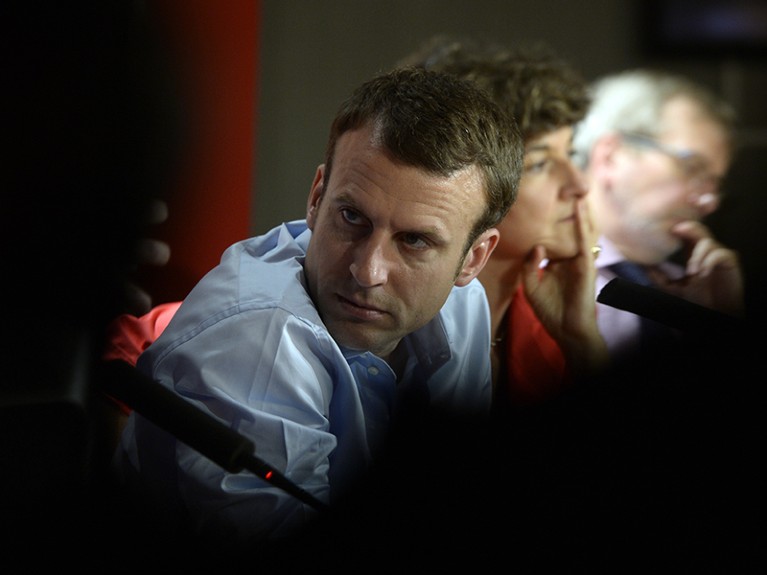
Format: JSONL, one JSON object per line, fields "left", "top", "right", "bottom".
{"left": 660, "top": 96, "right": 726, "bottom": 136}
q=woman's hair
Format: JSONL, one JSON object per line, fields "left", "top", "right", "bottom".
{"left": 397, "top": 35, "right": 591, "bottom": 141}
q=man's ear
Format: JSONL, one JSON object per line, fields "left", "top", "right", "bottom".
{"left": 454, "top": 228, "right": 500, "bottom": 287}
{"left": 306, "top": 164, "right": 325, "bottom": 230}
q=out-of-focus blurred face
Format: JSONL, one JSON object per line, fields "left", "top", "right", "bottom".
{"left": 303, "top": 123, "right": 498, "bottom": 361}
{"left": 598, "top": 95, "right": 731, "bottom": 263}
{"left": 493, "top": 126, "right": 587, "bottom": 260}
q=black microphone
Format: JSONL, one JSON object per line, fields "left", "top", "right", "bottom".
{"left": 597, "top": 277, "right": 744, "bottom": 334}
{"left": 101, "top": 359, "right": 329, "bottom": 512}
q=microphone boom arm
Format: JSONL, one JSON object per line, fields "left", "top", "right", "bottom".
{"left": 101, "top": 359, "right": 329, "bottom": 513}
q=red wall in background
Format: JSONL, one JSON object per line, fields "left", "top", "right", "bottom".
{"left": 139, "top": 1, "right": 260, "bottom": 305}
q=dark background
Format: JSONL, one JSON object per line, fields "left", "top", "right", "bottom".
{"left": 3, "top": 1, "right": 765, "bottom": 570}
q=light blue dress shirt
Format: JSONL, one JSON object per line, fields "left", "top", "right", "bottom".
{"left": 114, "top": 220, "right": 492, "bottom": 542}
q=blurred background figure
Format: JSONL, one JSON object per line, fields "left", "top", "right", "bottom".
{"left": 573, "top": 69, "right": 745, "bottom": 362}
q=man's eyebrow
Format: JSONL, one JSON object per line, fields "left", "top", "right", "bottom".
{"left": 410, "top": 224, "right": 439, "bottom": 237}
{"left": 332, "top": 190, "right": 364, "bottom": 207}
{"left": 407, "top": 223, "right": 450, "bottom": 246}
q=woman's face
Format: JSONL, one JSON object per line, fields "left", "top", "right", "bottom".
{"left": 493, "top": 126, "right": 588, "bottom": 260}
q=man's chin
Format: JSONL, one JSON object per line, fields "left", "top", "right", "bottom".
{"left": 327, "top": 323, "right": 375, "bottom": 352}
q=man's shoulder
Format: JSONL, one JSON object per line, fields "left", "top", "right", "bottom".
{"left": 445, "top": 278, "right": 488, "bottom": 305}
{"left": 439, "top": 278, "right": 490, "bottom": 328}
{"left": 141, "top": 221, "right": 320, "bottom": 358}
{"left": 230, "top": 219, "right": 310, "bottom": 261}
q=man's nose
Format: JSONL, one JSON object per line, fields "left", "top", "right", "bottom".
{"left": 349, "top": 237, "right": 390, "bottom": 287}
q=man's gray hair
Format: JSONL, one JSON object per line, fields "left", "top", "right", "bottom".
{"left": 572, "top": 69, "right": 736, "bottom": 169}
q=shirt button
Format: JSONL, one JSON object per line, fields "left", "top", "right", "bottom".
{"left": 367, "top": 366, "right": 379, "bottom": 376}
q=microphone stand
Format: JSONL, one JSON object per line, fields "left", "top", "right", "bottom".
{"left": 101, "top": 359, "right": 329, "bottom": 513}
{"left": 597, "top": 277, "right": 744, "bottom": 334}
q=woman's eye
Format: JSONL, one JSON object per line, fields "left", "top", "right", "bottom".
{"left": 524, "top": 159, "right": 549, "bottom": 173}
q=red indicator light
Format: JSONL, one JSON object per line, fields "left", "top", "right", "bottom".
{"left": 265, "top": 470, "right": 273, "bottom": 480}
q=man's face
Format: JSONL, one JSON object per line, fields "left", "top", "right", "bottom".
{"left": 303, "top": 123, "right": 496, "bottom": 361}
{"left": 598, "top": 95, "right": 731, "bottom": 263}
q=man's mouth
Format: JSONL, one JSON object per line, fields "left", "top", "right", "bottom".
{"left": 336, "top": 294, "right": 386, "bottom": 319}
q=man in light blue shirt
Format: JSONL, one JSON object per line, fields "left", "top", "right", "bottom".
{"left": 114, "top": 67, "right": 523, "bottom": 544}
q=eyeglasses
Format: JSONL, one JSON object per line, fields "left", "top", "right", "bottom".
{"left": 619, "top": 131, "right": 723, "bottom": 199}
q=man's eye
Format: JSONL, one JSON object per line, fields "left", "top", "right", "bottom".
{"left": 401, "top": 233, "right": 429, "bottom": 250}
{"left": 682, "top": 156, "right": 709, "bottom": 177}
{"left": 341, "top": 208, "right": 362, "bottom": 225}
